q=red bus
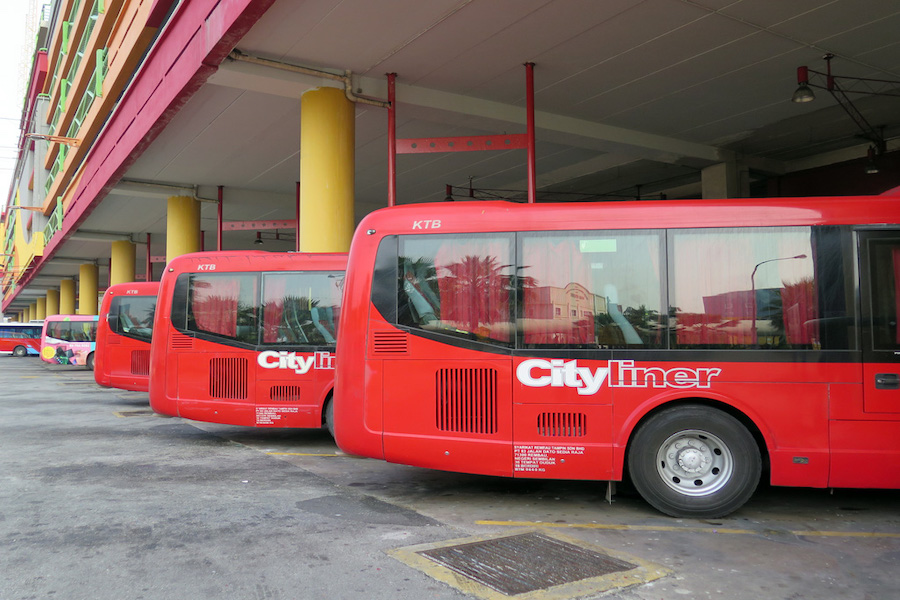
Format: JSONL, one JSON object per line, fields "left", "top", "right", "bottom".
{"left": 333, "top": 194, "right": 900, "bottom": 518}
{"left": 0, "top": 322, "right": 42, "bottom": 356}
{"left": 150, "top": 251, "right": 347, "bottom": 434}
{"left": 95, "top": 282, "right": 159, "bottom": 392}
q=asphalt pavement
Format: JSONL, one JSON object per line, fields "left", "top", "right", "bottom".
{"left": 1, "top": 356, "right": 898, "bottom": 600}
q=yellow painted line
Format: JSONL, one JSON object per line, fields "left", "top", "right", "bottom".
{"left": 477, "top": 520, "right": 900, "bottom": 539}
{"left": 266, "top": 452, "right": 342, "bottom": 457}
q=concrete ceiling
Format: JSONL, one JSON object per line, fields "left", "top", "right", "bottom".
{"left": 30, "top": 0, "right": 900, "bottom": 302}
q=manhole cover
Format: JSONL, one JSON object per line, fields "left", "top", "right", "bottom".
{"left": 419, "top": 531, "right": 634, "bottom": 595}
{"left": 389, "top": 529, "right": 670, "bottom": 599}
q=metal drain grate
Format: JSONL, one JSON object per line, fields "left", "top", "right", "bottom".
{"left": 418, "top": 531, "right": 635, "bottom": 595}
{"left": 113, "top": 410, "right": 160, "bottom": 418}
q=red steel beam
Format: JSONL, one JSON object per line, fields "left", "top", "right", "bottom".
{"left": 222, "top": 220, "right": 296, "bottom": 231}
{"left": 396, "top": 134, "right": 527, "bottom": 154}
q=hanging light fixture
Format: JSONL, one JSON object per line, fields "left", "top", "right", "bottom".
{"left": 865, "top": 146, "right": 880, "bottom": 175}
{"left": 791, "top": 66, "right": 816, "bottom": 103}
{"left": 791, "top": 54, "right": 899, "bottom": 154}
{"left": 254, "top": 232, "right": 264, "bottom": 245}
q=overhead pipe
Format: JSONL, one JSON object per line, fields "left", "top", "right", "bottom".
{"left": 525, "top": 62, "right": 536, "bottom": 204}
{"left": 387, "top": 73, "right": 397, "bottom": 207}
{"left": 216, "top": 185, "right": 223, "bottom": 251}
{"left": 227, "top": 50, "right": 391, "bottom": 109}
{"left": 295, "top": 181, "right": 301, "bottom": 252}
{"left": 145, "top": 233, "right": 152, "bottom": 282}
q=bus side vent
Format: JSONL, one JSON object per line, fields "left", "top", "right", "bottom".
{"left": 435, "top": 368, "right": 498, "bottom": 434}
{"left": 270, "top": 385, "right": 301, "bottom": 402}
{"left": 209, "top": 357, "right": 248, "bottom": 399}
{"left": 537, "top": 412, "right": 587, "bottom": 437}
{"left": 372, "top": 330, "right": 408, "bottom": 355}
{"left": 130, "top": 349, "right": 150, "bottom": 376}
{"left": 170, "top": 333, "right": 193, "bottom": 350}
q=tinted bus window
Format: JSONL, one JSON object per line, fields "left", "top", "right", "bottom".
{"left": 669, "top": 226, "right": 826, "bottom": 350}
{"left": 183, "top": 273, "right": 259, "bottom": 345}
{"left": 397, "top": 233, "right": 515, "bottom": 347}
{"left": 109, "top": 295, "right": 156, "bottom": 343}
{"left": 262, "top": 271, "right": 344, "bottom": 346}
{"left": 176, "top": 271, "right": 345, "bottom": 348}
{"left": 870, "top": 239, "right": 900, "bottom": 351}
{"left": 519, "top": 231, "right": 664, "bottom": 349}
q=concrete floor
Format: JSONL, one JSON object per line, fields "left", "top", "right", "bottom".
{"left": 2, "top": 356, "right": 898, "bottom": 600}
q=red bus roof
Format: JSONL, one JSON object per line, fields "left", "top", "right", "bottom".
{"left": 356, "top": 195, "right": 900, "bottom": 234}
{"left": 163, "top": 250, "right": 348, "bottom": 274}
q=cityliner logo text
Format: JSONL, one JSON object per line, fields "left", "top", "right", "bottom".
{"left": 257, "top": 351, "right": 335, "bottom": 374}
{"left": 516, "top": 359, "right": 721, "bottom": 395}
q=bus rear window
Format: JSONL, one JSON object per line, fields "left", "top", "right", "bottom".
{"left": 110, "top": 296, "right": 156, "bottom": 342}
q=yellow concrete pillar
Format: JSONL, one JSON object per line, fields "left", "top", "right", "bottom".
{"left": 60, "top": 279, "right": 76, "bottom": 314}
{"left": 166, "top": 195, "right": 201, "bottom": 263}
{"left": 45, "top": 289, "right": 60, "bottom": 317}
{"left": 110, "top": 240, "right": 136, "bottom": 285}
{"left": 28, "top": 303, "right": 36, "bottom": 321}
{"left": 300, "top": 86, "right": 355, "bottom": 252}
{"left": 78, "top": 264, "right": 99, "bottom": 315}
{"left": 35, "top": 298, "right": 46, "bottom": 320}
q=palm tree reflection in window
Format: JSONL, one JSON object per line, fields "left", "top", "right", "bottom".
{"left": 400, "top": 254, "right": 519, "bottom": 344}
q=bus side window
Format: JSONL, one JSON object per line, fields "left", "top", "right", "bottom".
{"left": 397, "top": 234, "right": 514, "bottom": 346}
{"left": 669, "top": 227, "right": 819, "bottom": 350}
{"left": 519, "top": 231, "right": 663, "bottom": 349}
{"left": 262, "top": 271, "right": 344, "bottom": 347}
{"left": 870, "top": 240, "right": 900, "bottom": 350}
{"left": 187, "top": 273, "right": 259, "bottom": 344}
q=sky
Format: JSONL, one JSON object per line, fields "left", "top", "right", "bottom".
{"left": 0, "top": 0, "right": 37, "bottom": 206}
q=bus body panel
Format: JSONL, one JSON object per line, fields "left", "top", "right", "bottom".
{"left": 95, "top": 282, "right": 159, "bottom": 391}
{"left": 40, "top": 315, "right": 99, "bottom": 367}
{"left": 829, "top": 420, "right": 900, "bottom": 488}
{"left": 334, "top": 196, "right": 900, "bottom": 505}
{"left": 165, "top": 343, "right": 335, "bottom": 428}
{"left": 150, "top": 251, "right": 347, "bottom": 430}
{"left": 381, "top": 356, "right": 515, "bottom": 477}
{"left": 863, "top": 362, "right": 900, "bottom": 414}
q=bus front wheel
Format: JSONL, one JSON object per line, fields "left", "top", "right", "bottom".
{"left": 12, "top": 345, "right": 27, "bottom": 357}
{"left": 86, "top": 352, "right": 95, "bottom": 371}
{"left": 627, "top": 405, "right": 761, "bottom": 519}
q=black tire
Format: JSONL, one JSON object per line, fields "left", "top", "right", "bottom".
{"left": 12, "top": 345, "right": 27, "bottom": 357}
{"left": 86, "top": 352, "right": 95, "bottom": 371}
{"left": 627, "top": 405, "right": 761, "bottom": 519}
{"left": 324, "top": 396, "right": 335, "bottom": 439}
